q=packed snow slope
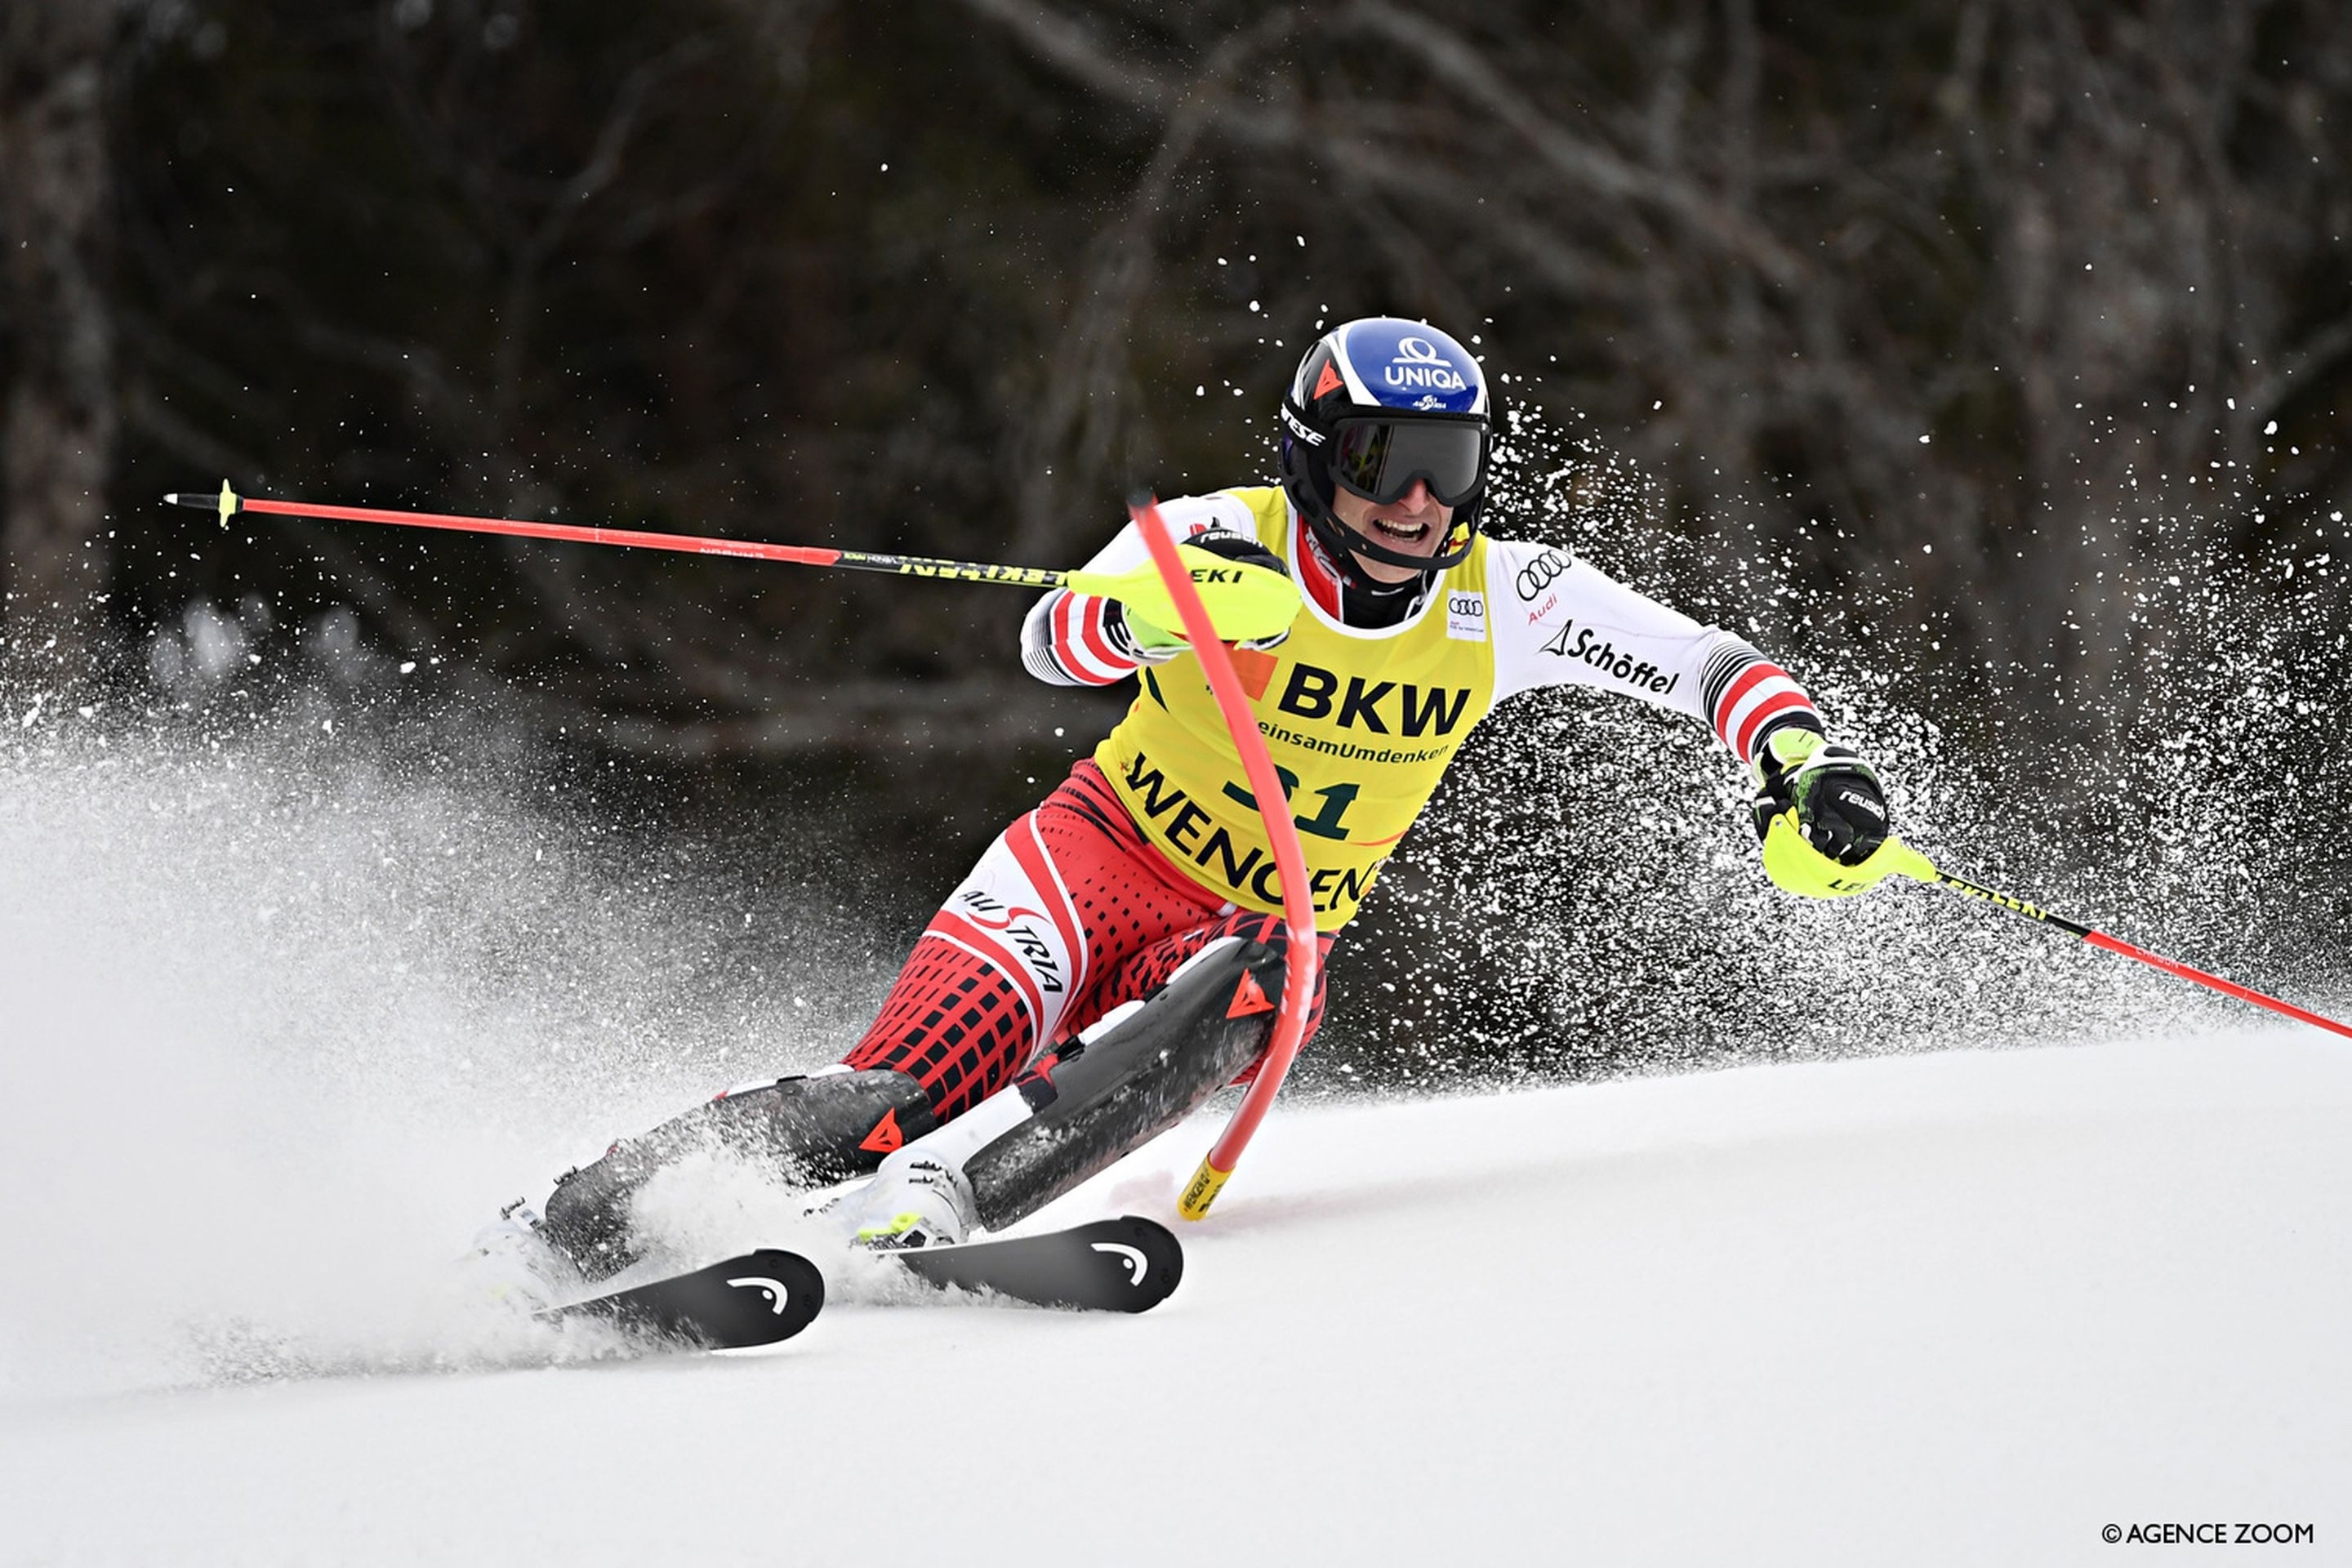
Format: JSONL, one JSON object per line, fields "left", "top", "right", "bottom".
{"left": 4, "top": 1027, "right": 2348, "bottom": 1567}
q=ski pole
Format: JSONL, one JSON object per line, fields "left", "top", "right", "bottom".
{"left": 162, "top": 482, "right": 1299, "bottom": 640}
{"left": 1117, "top": 494, "right": 1319, "bottom": 1222}
{"left": 1876, "top": 840, "right": 2352, "bottom": 1040}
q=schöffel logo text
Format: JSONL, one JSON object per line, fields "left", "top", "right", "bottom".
{"left": 1539, "top": 621, "right": 1680, "bottom": 696}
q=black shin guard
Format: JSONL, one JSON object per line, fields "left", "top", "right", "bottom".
{"left": 962, "top": 935, "right": 1287, "bottom": 1233}
{"left": 541, "top": 1067, "right": 935, "bottom": 1279}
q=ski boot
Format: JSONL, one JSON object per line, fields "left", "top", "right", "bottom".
{"left": 459, "top": 1197, "right": 585, "bottom": 1313}
{"left": 538, "top": 1064, "right": 937, "bottom": 1281}
{"left": 831, "top": 1152, "right": 978, "bottom": 1251}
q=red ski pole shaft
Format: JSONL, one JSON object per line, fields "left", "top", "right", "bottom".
{"left": 1882, "top": 842, "right": 2352, "bottom": 1040}
{"left": 165, "top": 481, "right": 1069, "bottom": 589}
{"left": 164, "top": 483, "right": 1305, "bottom": 640}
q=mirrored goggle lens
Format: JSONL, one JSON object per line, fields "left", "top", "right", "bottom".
{"left": 1327, "top": 420, "right": 1486, "bottom": 506}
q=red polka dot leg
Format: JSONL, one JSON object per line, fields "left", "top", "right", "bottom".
{"left": 841, "top": 760, "right": 1242, "bottom": 1124}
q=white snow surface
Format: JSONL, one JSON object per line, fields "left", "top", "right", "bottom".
{"left": 4, "top": 1027, "right": 2348, "bottom": 1566}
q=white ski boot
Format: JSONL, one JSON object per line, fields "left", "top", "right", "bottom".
{"left": 820, "top": 1077, "right": 1052, "bottom": 1249}
{"left": 831, "top": 1152, "right": 977, "bottom": 1250}
{"left": 460, "top": 1197, "right": 585, "bottom": 1312}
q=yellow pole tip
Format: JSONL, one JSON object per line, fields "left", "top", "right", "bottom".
{"left": 1177, "top": 1158, "right": 1232, "bottom": 1221}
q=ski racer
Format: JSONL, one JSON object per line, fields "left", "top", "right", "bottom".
{"left": 486, "top": 316, "right": 1900, "bottom": 1292}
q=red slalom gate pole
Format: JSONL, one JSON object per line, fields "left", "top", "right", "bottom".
{"left": 1122, "top": 496, "right": 1320, "bottom": 1221}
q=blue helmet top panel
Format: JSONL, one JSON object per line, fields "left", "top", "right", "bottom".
{"left": 1330, "top": 318, "right": 1487, "bottom": 416}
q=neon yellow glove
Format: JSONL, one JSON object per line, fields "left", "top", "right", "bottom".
{"left": 1750, "top": 726, "right": 1899, "bottom": 898}
{"left": 1105, "top": 532, "right": 1297, "bottom": 657}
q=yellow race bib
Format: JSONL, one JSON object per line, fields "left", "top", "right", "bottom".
{"left": 1096, "top": 488, "right": 1497, "bottom": 930}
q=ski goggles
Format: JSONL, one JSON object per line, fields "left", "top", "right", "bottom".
{"left": 1325, "top": 416, "right": 1488, "bottom": 507}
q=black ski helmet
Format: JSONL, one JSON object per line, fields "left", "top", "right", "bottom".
{"left": 1278, "top": 316, "right": 1491, "bottom": 584}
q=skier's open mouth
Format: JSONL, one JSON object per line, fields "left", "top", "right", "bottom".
{"left": 1371, "top": 518, "right": 1432, "bottom": 545}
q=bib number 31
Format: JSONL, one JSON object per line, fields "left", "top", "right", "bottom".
{"left": 1223, "top": 766, "right": 1360, "bottom": 841}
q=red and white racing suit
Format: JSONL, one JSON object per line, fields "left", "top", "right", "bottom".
{"left": 840, "top": 486, "right": 1820, "bottom": 1122}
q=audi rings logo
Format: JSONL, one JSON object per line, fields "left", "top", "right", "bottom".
{"left": 1514, "top": 549, "right": 1570, "bottom": 601}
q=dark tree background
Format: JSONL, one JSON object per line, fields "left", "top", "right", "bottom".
{"left": 3, "top": 0, "right": 2349, "bottom": 1074}
{"left": 5, "top": 0, "right": 2344, "bottom": 728}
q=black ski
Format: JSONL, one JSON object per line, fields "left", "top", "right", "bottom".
{"left": 886, "top": 1215, "right": 1183, "bottom": 1313}
{"left": 542, "top": 1247, "right": 825, "bottom": 1349}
